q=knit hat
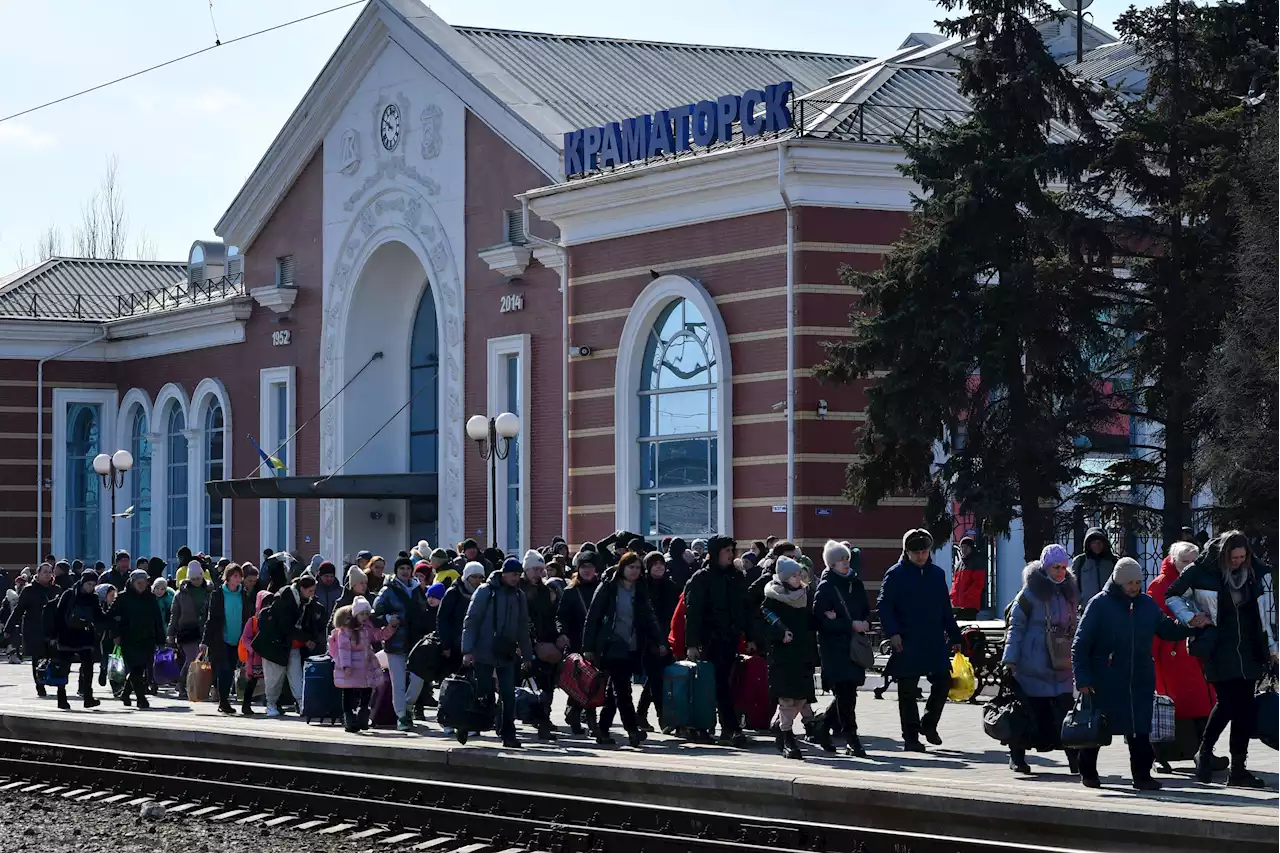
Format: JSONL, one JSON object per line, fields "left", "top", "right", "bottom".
{"left": 79, "top": 571, "right": 99, "bottom": 587}
{"left": 691, "top": 538, "right": 708, "bottom": 554}
{"left": 114, "top": 549, "right": 129, "bottom": 563}
{"left": 501, "top": 556, "right": 523, "bottom": 574}
{"left": 352, "top": 597, "right": 372, "bottom": 618}
{"left": 295, "top": 574, "right": 317, "bottom": 589}
{"left": 356, "top": 550, "right": 373, "bottom": 561}
{"left": 426, "top": 582, "right": 446, "bottom": 601}
{"left": 414, "top": 560, "right": 431, "bottom": 575}
{"left": 317, "top": 560, "right": 337, "bottom": 578}
{"left": 573, "top": 550, "right": 598, "bottom": 570}
{"left": 394, "top": 555, "right": 414, "bottom": 571}
{"left": 523, "top": 549, "right": 545, "bottom": 571}
{"left": 1039, "top": 543, "right": 1070, "bottom": 568}
{"left": 429, "top": 548, "right": 449, "bottom": 566}
{"left": 903, "top": 528, "right": 934, "bottom": 552}
{"left": 460, "top": 538, "right": 479, "bottom": 553}
{"left": 346, "top": 565, "right": 368, "bottom": 587}
{"left": 823, "top": 539, "right": 851, "bottom": 569}
{"left": 187, "top": 559, "right": 204, "bottom": 576}
{"left": 129, "top": 568, "right": 149, "bottom": 585}
{"left": 462, "top": 561, "right": 486, "bottom": 582}
{"left": 775, "top": 556, "right": 803, "bottom": 584}
{"left": 151, "top": 577, "right": 167, "bottom": 593}
{"left": 1112, "top": 557, "right": 1144, "bottom": 585}
{"left": 797, "top": 555, "right": 814, "bottom": 571}
{"left": 94, "top": 584, "right": 113, "bottom": 604}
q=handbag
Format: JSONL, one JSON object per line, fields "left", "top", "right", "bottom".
{"left": 36, "top": 658, "right": 69, "bottom": 687}
{"left": 1060, "top": 693, "right": 1110, "bottom": 749}
{"left": 1045, "top": 603, "right": 1075, "bottom": 671}
{"left": 534, "top": 641, "right": 563, "bottom": 665}
{"left": 982, "top": 675, "right": 1034, "bottom": 746}
{"left": 832, "top": 582, "right": 875, "bottom": 669}
{"left": 1150, "top": 694, "right": 1176, "bottom": 744}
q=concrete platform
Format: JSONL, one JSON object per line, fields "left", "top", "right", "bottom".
{"left": 0, "top": 660, "right": 1274, "bottom": 852}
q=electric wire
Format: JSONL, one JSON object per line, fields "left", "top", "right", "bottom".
{"left": 315, "top": 370, "right": 436, "bottom": 485}
{"left": 0, "top": 0, "right": 364, "bottom": 125}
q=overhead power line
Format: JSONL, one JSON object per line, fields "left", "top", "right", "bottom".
{"left": 0, "top": 0, "right": 364, "bottom": 125}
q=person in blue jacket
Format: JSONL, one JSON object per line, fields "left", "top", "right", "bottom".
{"left": 877, "top": 528, "right": 962, "bottom": 751}
{"left": 1072, "top": 557, "right": 1198, "bottom": 791}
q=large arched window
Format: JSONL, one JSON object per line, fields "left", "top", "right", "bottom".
{"left": 204, "top": 403, "right": 225, "bottom": 556}
{"left": 165, "top": 406, "right": 188, "bottom": 558}
{"left": 408, "top": 284, "right": 439, "bottom": 547}
{"left": 129, "top": 408, "right": 152, "bottom": 558}
{"left": 66, "top": 404, "right": 101, "bottom": 563}
{"left": 637, "top": 297, "right": 719, "bottom": 537}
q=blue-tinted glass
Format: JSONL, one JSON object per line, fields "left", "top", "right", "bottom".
{"left": 410, "top": 433, "right": 438, "bottom": 473}
{"left": 204, "top": 404, "right": 224, "bottom": 556}
{"left": 505, "top": 355, "right": 521, "bottom": 552}
{"left": 410, "top": 284, "right": 439, "bottom": 480}
{"left": 656, "top": 331, "right": 712, "bottom": 389}
{"left": 655, "top": 438, "right": 711, "bottom": 488}
{"left": 66, "top": 404, "right": 101, "bottom": 564}
{"left": 640, "top": 443, "right": 657, "bottom": 489}
{"left": 166, "top": 407, "right": 188, "bottom": 558}
{"left": 272, "top": 382, "right": 290, "bottom": 552}
{"left": 640, "top": 494, "right": 658, "bottom": 536}
{"left": 410, "top": 367, "right": 437, "bottom": 432}
{"left": 410, "top": 288, "right": 439, "bottom": 368}
{"left": 129, "top": 409, "right": 151, "bottom": 558}
{"left": 651, "top": 491, "right": 713, "bottom": 536}
{"left": 655, "top": 390, "right": 711, "bottom": 436}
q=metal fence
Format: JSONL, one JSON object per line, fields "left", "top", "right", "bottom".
{"left": 0, "top": 272, "right": 246, "bottom": 321}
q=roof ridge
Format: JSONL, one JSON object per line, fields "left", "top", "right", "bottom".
{"left": 453, "top": 24, "right": 866, "bottom": 60}
{"left": 44, "top": 256, "right": 186, "bottom": 266}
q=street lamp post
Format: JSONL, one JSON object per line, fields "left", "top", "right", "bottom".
{"left": 466, "top": 412, "right": 520, "bottom": 550}
{"left": 93, "top": 449, "right": 134, "bottom": 559}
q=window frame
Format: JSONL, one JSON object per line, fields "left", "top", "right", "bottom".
{"left": 190, "top": 378, "right": 232, "bottom": 557}
{"left": 51, "top": 388, "right": 117, "bottom": 564}
{"left": 613, "top": 276, "right": 733, "bottom": 539}
{"left": 486, "top": 334, "right": 531, "bottom": 554}
{"left": 259, "top": 366, "right": 296, "bottom": 556}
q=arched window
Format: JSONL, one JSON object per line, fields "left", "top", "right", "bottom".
{"left": 129, "top": 408, "right": 152, "bottom": 558}
{"left": 66, "top": 404, "right": 101, "bottom": 563}
{"left": 204, "top": 403, "right": 225, "bottom": 556}
{"left": 408, "top": 285, "right": 439, "bottom": 548}
{"left": 637, "top": 297, "right": 719, "bottom": 537}
{"left": 165, "top": 406, "right": 188, "bottom": 558}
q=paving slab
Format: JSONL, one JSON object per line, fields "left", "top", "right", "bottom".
{"left": 0, "top": 658, "right": 1274, "bottom": 851}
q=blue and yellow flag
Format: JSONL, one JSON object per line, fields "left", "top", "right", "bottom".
{"left": 248, "top": 435, "right": 286, "bottom": 475}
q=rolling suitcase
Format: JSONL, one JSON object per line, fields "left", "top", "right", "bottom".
{"left": 732, "top": 654, "right": 773, "bottom": 730}
{"left": 438, "top": 671, "right": 492, "bottom": 736}
{"left": 369, "top": 667, "right": 398, "bottom": 728}
{"left": 661, "top": 660, "right": 717, "bottom": 731}
{"left": 302, "top": 655, "right": 342, "bottom": 724}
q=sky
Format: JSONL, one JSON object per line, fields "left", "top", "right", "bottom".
{"left": 0, "top": 0, "right": 1159, "bottom": 272}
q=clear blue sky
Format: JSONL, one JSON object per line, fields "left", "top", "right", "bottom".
{"left": 0, "top": 0, "right": 1155, "bottom": 271}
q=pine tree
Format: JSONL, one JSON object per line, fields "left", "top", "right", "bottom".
{"left": 1194, "top": 101, "right": 1278, "bottom": 536}
{"left": 815, "top": 0, "right": 1115, "bottom": 559}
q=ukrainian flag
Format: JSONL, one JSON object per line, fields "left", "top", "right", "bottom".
{"left": 249, "top": 435, "right": 287, "bottom": 475}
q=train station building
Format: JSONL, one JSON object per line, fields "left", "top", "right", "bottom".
{"left": 0, "top": 0, "right": 1135, "bottom": 603}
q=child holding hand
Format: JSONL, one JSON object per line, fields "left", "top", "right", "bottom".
{"left": 330, "top": 598, "right": 393, "bottom": 732}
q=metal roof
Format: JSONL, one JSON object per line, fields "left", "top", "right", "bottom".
{"left": 454, "top": 26, "right": 867, "bottom": 131}
{"left": 0, "top": 257, "right": 189, "bottom": 320}
{"left": 1065, "top": 41, "right": 1146, "bottom": 93}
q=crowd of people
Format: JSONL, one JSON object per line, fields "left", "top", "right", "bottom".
{"left": 1, "top": 526, "right": 1274, "bottom": 792}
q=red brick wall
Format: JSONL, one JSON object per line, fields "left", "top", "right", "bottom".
{"left": 462, "top": 113, "right": 563, "bottom": 550}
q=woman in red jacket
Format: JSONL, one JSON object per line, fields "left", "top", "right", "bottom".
{"left": 949, "top": 537, "right": 986, "bottom": 619}
{"left": 1148, "top": 541, "right": 1228, "bottom": 774}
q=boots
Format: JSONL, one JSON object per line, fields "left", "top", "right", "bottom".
{"left": 1195, "top": 749, "right": 1216, "bottom": 783}
{"left": 565, "top": 705, "right": 584, "bottom": 736}
{"left": 844, "top": 732, "right": 868, "bottom": 758}
{"left": 56, "top": 687, "right": 71, "bottom": 711}
{"left": 1066, "top": 749, "right": 1080, "bottom": 776}
{"left": 1228, "top": 754, "right": 1265, "bottom": 788}
{"left": 83, "top": 685, "right": 100, "bottom": 709}
{"left": 1009, "top": 747, "right": 1031, "bottom": 774}
{"left": 775, "top": 726, "right": 786, "bottom": 757}
{"left": 804, "top": 717, "right": 836, "bottom": 753}
{"left": 782, "top": 731, "right": 804, "bottom": 760}
{"left": 343, "top": 712, "right": 360, "bottom": 733}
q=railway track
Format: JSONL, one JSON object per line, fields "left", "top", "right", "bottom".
{"left": 0, "top": 737, "right": 1080, "bottom": 853}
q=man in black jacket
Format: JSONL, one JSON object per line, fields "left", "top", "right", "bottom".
{"left": 254, "top": 575, "right": 322, "bottom": 717}
{"left": 684, "top": 535, "right": 749, "bottom": 747}
{"left": 664, "top": 537, "right": 694, "bottom": 593}
{"left": 520, "top": 549, "right": 561, "bottom": 740}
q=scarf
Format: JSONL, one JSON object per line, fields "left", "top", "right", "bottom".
{"left": 763, "top": 579, "right": 808, "bottom": 608}
{"left": 1224, "top": 563, "right": 1250, "bottom": 607}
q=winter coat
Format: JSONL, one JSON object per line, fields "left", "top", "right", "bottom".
{"left": 329, "top": 621, "right": 391, "bottom": 689}
{"left": 252, "top": 586, "right": 325, "bottom": 666}
{"left": 877, "top": 556, "right": 962, "bottom": 679}
{"left": 1001, "top": 564, "right": 1078, "bottom": 697}
{"left": 109, "top": 586, "right": 165, "bottom": 668}
{"left": 668, "top": 592, "right": 688, "bottom": 659}
{"left": 664, "top": 539, "right": 695, "bottom": 593}
{"left": 582, "top": 575, "right": 662, "bottom": 661}
{"left": 314, "top": 578, "right": 343, "bottom": 624}
{"left": 646, "top": 574, "right": 680, "bottom": 640}
{"left": 5, "top": 581, "right": 60, "bottom": 656}
{"left": 155, "top": 588, "right": 175, "bottom": 630}
{"left": 812, "top": 568, "right": 870, "bottom": 687}
{"left": 329, "top": 586, "right": 375, "bottom": 631}
{"left": 202, "top": 584, "right": 252, "bottom": 667}
{"left": 461, "top": 573, "right": 532, "bottom": 666}
{"left": 761, "top": 580, "right": 818, "bottom": 702}
{"left": 239, "top": 592, "right": 270, "bottom": 678}
{"left": 1148, "top": 557, "right": 1216, "bottom": 720}
{"left": 437, "top": 581, "right": 474, "bottom": 654}
{"left": 100, "top": 567, "right": 130, "bottom": 592}
{"left": 520, "top": 577, "right": 560, "bottom": 644}
{"left": 55, "top": 586, "right": 102, "bottom": 653}
{"left": 1070, "top": 528, "right": 1117, "bottom": 604}
{"left": 949, "top": 553, "right": 986, "bottom": 611}
{"left": 373, "top": 577, "right": 428, "bottom": 655}
{"left": 1072, "top": 580, "right": 1195, "bottom": 737}
{"left": 1163, "top": 541, "right": 1273, "bottom": 683}
{"left": 555, "top": 579, "right": 600, "bottom": 653}
{"left": 684, "top": 563, "right": 748, "bottom": 651}
{"left": 745, "top": 571, "right": 773, "bottom": 651}
{"left": 167, "top": 580, "right": 209, "bottom": 644}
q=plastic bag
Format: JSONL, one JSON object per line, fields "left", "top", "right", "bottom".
{"left": 948, "top": 651, "right": 977, "bottom": 702}
{"left": 152, "top": 647, "right": 181, "bottom": 685}
{"left": 107, "top": 645, "right": 127, "bottom": 684}
{"left": 186, "top": 655, "right": 213, "bottom": 702}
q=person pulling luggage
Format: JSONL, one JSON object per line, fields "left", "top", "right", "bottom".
{"left": 462, "top": 558, "right": 531, "bottom": 749}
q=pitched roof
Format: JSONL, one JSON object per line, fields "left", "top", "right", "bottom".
{"left": 0, "top": 257, "right": 188, "bottom": 320}
{"left": 454, "top": 26, "right": 867, "bottom": 131}
{"left": 1065, "top": 41, "right": 1146, "bottom": 94}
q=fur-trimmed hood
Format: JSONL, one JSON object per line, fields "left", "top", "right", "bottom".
{"left": 1023, "top": 561, "right": 1078, "bottom": 604}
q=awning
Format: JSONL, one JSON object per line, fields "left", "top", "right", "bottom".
{"left": 205, "top": 473, "right": 438, "bottom": 500}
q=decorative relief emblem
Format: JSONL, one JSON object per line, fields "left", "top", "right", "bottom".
{"left": 420, "top": 104, "right": 443, "bottom": 160}
{"left": 338, "top": 129, "right": 361, "bottom": 175}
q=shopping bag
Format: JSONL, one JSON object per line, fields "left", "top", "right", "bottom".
{"left": 556, "top": 653, "right": 606, "bottom": 708}
{"left": 107, "top": 645, "right": 127, "bottom": 684}
{"left": 1150, "top": 694, "right": 1176, "bottom": 744}
{"left": 1061, "top": 693, "right": 1110, "bottom": 749}
{"left": 186, "top": 655, "right": 214, "bottom": 702}
{"left": 152, "top": 648, "right": 181, "bottom": 685}
{"left": 947, "top": 651, "right": 977, "bottom": 702}
{"left": 36, "top": 658, "right": 69, "bottom": 687}
{"left": 1255, "top": 683, "right": 1278, "bottom": 751}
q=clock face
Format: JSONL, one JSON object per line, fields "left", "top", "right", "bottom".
{"left": 380, "top": 103, "right": 401, "bottom": 151}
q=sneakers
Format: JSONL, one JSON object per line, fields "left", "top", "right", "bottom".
{"left": 266, "top": 704, "right": 282, "bottom": 718}
{"left": 920, "top": 724, "right": 943, "bottom": 746}
{"left": 396, "top": 714, "right": 414, "bottom": 732}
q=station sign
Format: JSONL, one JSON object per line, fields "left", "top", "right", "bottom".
{"left": 563, "top": 81, "right": 794, "bottom": 178}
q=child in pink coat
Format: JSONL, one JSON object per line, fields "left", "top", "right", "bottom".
{"left": 236, "top": 590, "right": 271, "bottom": 715}
{"left": 330, "top": 597, "right": 392, "bottom": 732}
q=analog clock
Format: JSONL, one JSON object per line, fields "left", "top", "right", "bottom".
{"left": 380, "top": 103, "right": 402, "bottom": 151}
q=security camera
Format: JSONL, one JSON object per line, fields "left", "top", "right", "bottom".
{"left": 570, "top": 344, "right": 593, "bottom": 358}
{"left": 370, "top": 511, "right": 382, "bottom": 521}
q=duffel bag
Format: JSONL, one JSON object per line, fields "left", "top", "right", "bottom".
{"left": 982, "top": 677, "right": 1034, "bottom": 746}
{"left": 557, "top": 653, "right": 606, "bottom": 708}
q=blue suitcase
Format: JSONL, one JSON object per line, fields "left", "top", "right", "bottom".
{"left": 661, "top": 660, "right": 717, "bottom": 732}
{"left": 302, "top": 655, "right": 342, "bottom": 724}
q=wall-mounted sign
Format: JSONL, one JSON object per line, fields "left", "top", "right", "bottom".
{"left": 563, "top": 82, "right": 794, "bottom": 178}
{"left": 816, "top": 508, "right": 833, "bottom": 516}
{"left": 771, "top": 505, "right": 787, "bottom": 513}
{"left": 271, "top": 329, "right": 292, "bottom": 347}
{"left": 500, "top": 293, "right": 525, "bottom": 314}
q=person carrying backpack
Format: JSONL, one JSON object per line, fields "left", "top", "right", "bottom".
{"left": 54, "top": 570, "right": 106, "bottom": 710}
{"left": 254, "top": 575, "right": 323, "bottom": 717}
{"left": 462, "top": 558, "right": 532, "bottom": 749}
{"left": 3, "top": 562, "right": 60, "bottom": 697}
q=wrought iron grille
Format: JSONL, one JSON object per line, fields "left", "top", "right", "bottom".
{"left": 0, "top": 272, "right": 246, "bottom": 321}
